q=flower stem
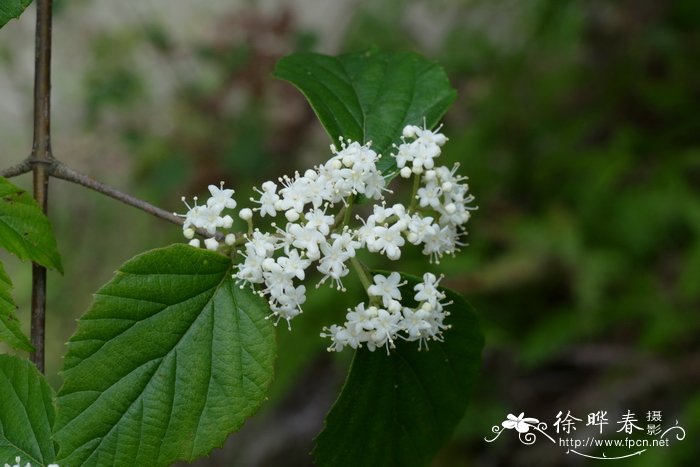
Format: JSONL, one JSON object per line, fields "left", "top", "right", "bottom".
{"left": 408, "top": 173, "right": 421, "bottom": 213}
{"left": 342, "top": 194, "right": 355, "bottom": 227}
{"left": 350, "top": 256, "right": 372, "bottom": 295}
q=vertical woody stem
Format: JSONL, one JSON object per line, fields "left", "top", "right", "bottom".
{"left": 30, "top": 0, "right": 54, "bottom": 373}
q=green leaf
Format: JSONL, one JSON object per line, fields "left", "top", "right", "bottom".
{"left": 53, "top": 244, "right": 276, "bottom": 466}
{"left": 0, "top": 260, "right": 33, "bottom": 352}
{"left": 314, "top": 272, "right": 483, "bottom": 467}
{"left": 0, "top": 354, "right": 56, "bottom": 467}
{"left": 0, "top": 177, "right": 63, "bottom": 273}
{"left": 273, "top": 50, "right": 456, "bottom": 175}
{"left": 0, "top": 0, "right": 32, "bottom": 29}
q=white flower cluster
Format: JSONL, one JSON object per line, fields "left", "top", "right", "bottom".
{"left": 177, "top": 122, "right": 475, "bottom": 352}
{"left": 4, "top": 457, "right": 59, "bottom": 467}
{"left": 321, "top": 272, "right": 451, "bottom": 353}
{"left": 175, "top": 182, "right": 237, "bottom": 251}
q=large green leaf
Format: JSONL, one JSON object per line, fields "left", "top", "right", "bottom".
{"left": 53, "top": 244, "right": 276, "bottom": 466}
{"left": 0, "top": 0, "right": 32, "bottom": 29}
{"left": 0, "top": 260, "right": 33, "bottom": 352}
{"left": 0, "top": 177, "right": 63, "bottom": 273}
{"left": 314, "top": 272, "right": 483, "bottom": 467}
{"left": 273, "top": 50, "right": 456, "bottom": 175}
{"left": 0, "top": 354, "right": 56, "bottom": 466}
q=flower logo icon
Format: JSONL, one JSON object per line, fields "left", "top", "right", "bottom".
{"left": 502, "top": 413, "right": 540, "bottom": 433}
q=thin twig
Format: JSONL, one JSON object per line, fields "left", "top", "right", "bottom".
{"left": 0, "top": 159, "right": 32, "bottom": 178}
{"left": 51, "top": 161, "right": 222, "bottom": 240}
{"left": 30, "top": 0, "right": 53, "bottom": 374}
{"left": 52, "top": 161, "right": 180, "bottom": 224}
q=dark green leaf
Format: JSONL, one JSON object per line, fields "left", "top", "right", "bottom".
{"left": 53, "top": 244, "right": 276, "bottom": 466}
{"left": 273, "top": 50, "right": 456, "bottom": 175}
{"left": 0, "top": 177, "right": 63, "bottom": 273}
{"left": 0, "top": 260, "right": 33, "bottom": 352}
{"left": 314, "top": 272, "right": 483, "bottom": 467}
{"left": 0, "top": 354, "right": 56, "bottom": 466}
{"left": 0, "top": 0, "right": 32, "bottom": 29}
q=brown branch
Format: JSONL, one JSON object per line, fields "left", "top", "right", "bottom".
{"left": 30, "top": 0, "right": 54, "bottom": 374}
{"left": 51, "top": 161, "right": 222, "bottom": 240}
{"left": 0, "top": 159, "right": 32, "bottom": 178}
{"left": 52, "top": 162, "right": 181, "bottom": 224}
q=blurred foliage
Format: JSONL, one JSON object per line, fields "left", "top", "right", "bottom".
{"left": 2, "top": 0, "right": 698, "bottom": 465}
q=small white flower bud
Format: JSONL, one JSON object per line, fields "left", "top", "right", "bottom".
{"left": 204, "top": 237, "right": 219, "bottom": 251}
{"left": 403, "top": 125, "right": 417, "bottom": 139}
{"left": 188, "top": 239, "right": 201, "bottom": 248}
{"left": 400, "top": 167, "right": 412, "bottom": 178}
{"left": 304, "top": 169, "right": 318, "bottom": 180}
{"left": 225, "top": 233, "right": 236, "bottom": 245}
{"left": 285, "top": 209, "right": 300, "bottom": 222}
{"left": 388, "top": 300, "right": 402, "bottom": 313}
{"left": 421, "top": 302, "right": 433, "bottom": 312}
{"left": 407, "top": 232, "right": 418, "bottom": 243}
{"left": 445, "top": 203, "right": 456, "bottom": 214}
{"left": 262, "top": 181, "right": 276, "bottom": 191}
{"left": 424, "top": 170, "right": 436, "bottom": 181}
{"left": 183, "top": 228, "right": 195, "bottom": 239}
{"left": 221, "top": 215, "right": 234, "bottom": 229}
{"left": 441, "top": 181, "right": 453, "bottom": 192}
{"left": 330, "top": 159, "right": 342, "bottom": 170}
{"left": 239, "top": 208, "right": 253, "bottom": 221}
{"left": 412, "top": 166, "right": 424, "bottom": 175}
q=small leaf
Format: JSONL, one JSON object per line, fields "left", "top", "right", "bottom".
{"left": 314, "top": 272, "right": 483, "bottom": 467}
{"left": 0, "top": 354, "right": 56, "bottom": 466}
{"left": 273, "top": 50, "right": 456, "bottom": 175}
{"left": 53, "top": 244, "right": 276, "bottom": 467}
{"left": 0, "top": 260, "right": 34, "bottom": 352}
{"left": 0, "top": 0, "right": 33, "bottom": 29}
{"left": 0, "top": 177, "right": 63, "bottom": 273}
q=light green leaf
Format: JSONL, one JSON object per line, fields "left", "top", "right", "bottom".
{"left": 273, "top": 50, "right": 456, "bottom": 175}
{"left": 0, "top": 177, "right": 63, "bottom": 273}
{"left": 0, "top": 260, "right": 33, "bottom": 352}
{"left": 0, "top": 0, "right": 32, "bottom": 29}
{"left": 314, "top": 272, "right": 483, "bottom": 467}
{"left": 0, "top": 354, "right": 56, "bottom": 467}
{"left": 53, "top": 244, "right": 276, "bottom": 466}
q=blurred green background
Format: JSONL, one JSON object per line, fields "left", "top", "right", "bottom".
{"left": 1, "top": 0, "right": 699, "bottom": 465}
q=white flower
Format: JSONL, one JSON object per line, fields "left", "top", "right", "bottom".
{"left": 305, "top": 207, "right": 335, "bottom": 236}
{"left": 246, "top": 229, "right": 277, "bottom": 257}
{"left": 368, "top": 272, "right": 405, "bottom": 308}
{"left": 406, "top": 214, "right": 439, "bottom": 245}
{"left": 372, "top": 223, "right": 406, "bottom": 260}
{"left": 317, "top": 238, "right": 351, "bottom": 290}
{"left": 277, "top": 249, "right": 311, "bottom": 280}
{"left": 207, "top": 181, "right": 237, "bottom": 210}
{"left": 363, "top": 171, "right": 390, "bottom": 200}
{"left": 400, "top": 307, "right": 432, "bottom": 339}
{"left": 413, "top": 273, "right": 446, "bottom": 307}
{"left": 288, "top": 223, "right": 325, "bottom": 260}
{"left": 251, "top": 181, "right": 280, "bottom": 217}
{"left": 417, "top": 180, "right": 442, "bottom": 209}
{"left": 321, "top": 324, "right": 355, "bottom": 352}
{"left": 393, "top": 123, "right": 447, "bottom": 175}
{"left": 344, "top": 302, "right": 374, "bottom": 334}
{"left": 366, "top": 307, "right": 402, "bottom": 352}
